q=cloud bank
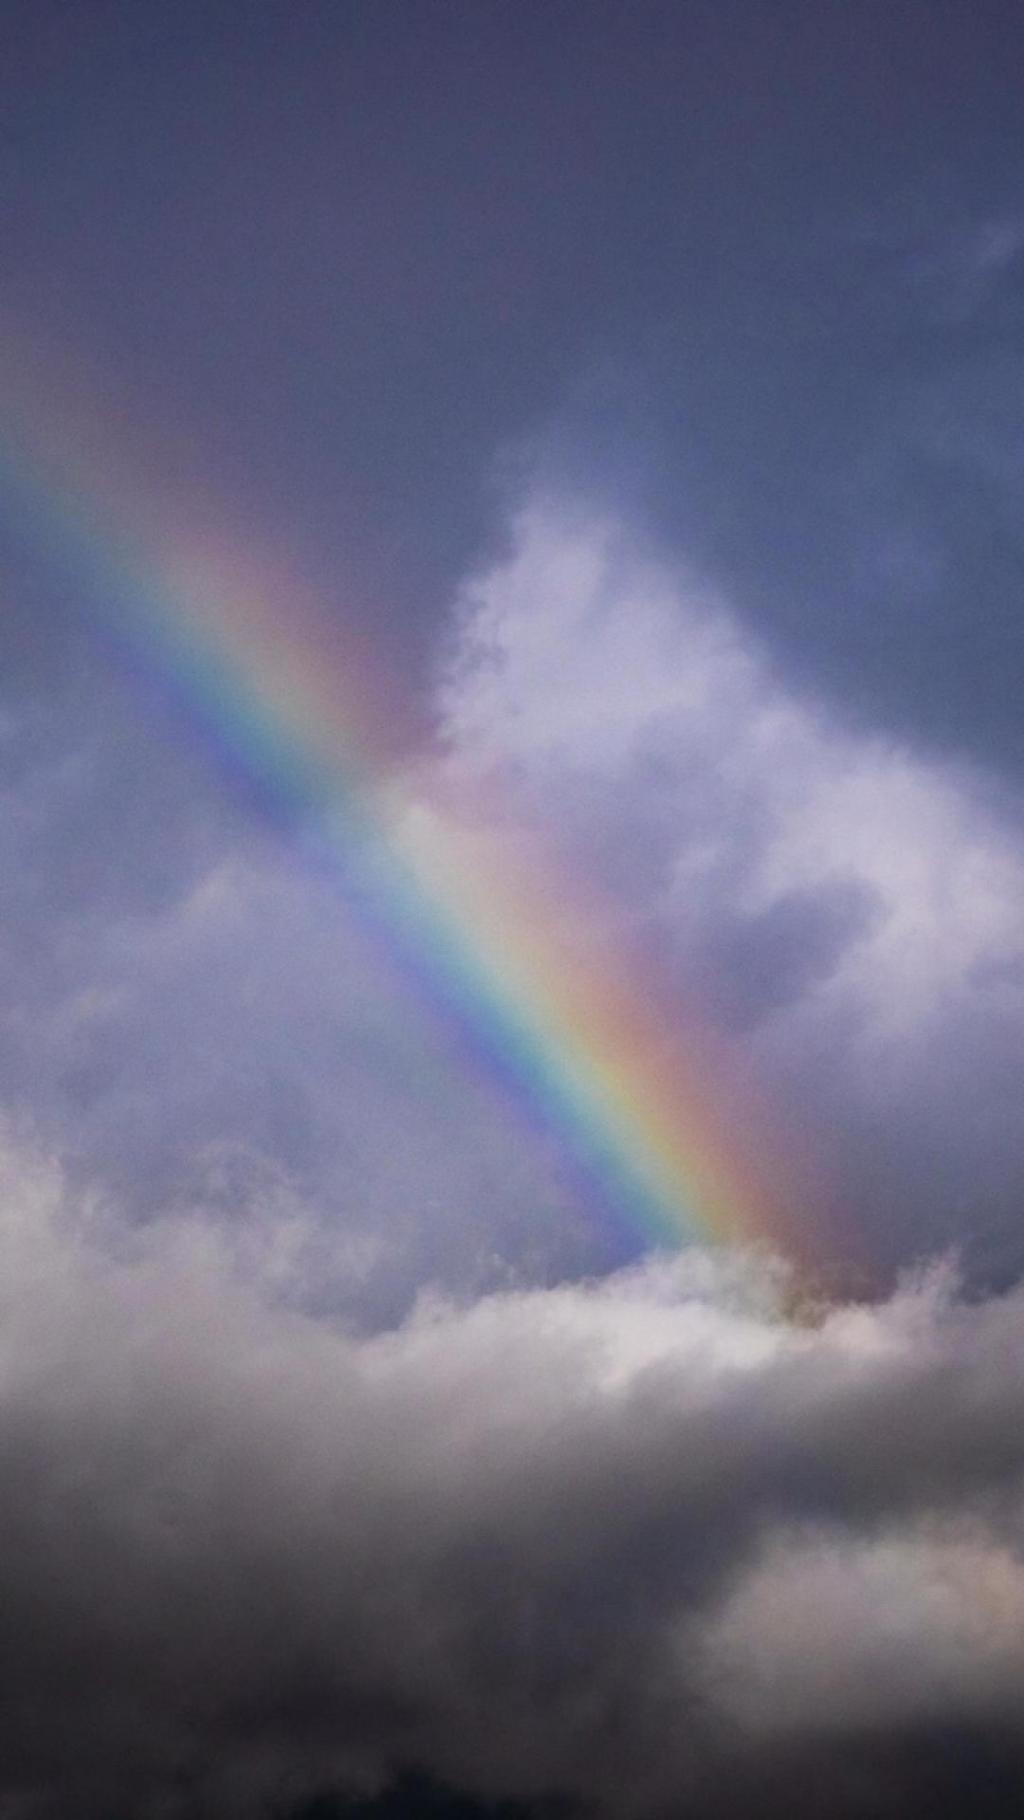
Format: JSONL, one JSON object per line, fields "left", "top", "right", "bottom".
{"left": 0, "top": 1129, "right": 1022, "bottom": 1817}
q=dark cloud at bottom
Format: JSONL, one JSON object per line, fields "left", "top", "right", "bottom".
{"left": 283, "top": 1739, "right": 1024, "bottom": 1820}
{"left": 288, "top": 1736, "right": 1024, "bottom": 1820}
{"left": 2, "top": 1132, "right": 1024, "bottom": 1820}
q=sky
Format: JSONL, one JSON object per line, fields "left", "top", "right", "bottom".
{"left": 2, "top": 2, "right": 1024, "bottom": 1815}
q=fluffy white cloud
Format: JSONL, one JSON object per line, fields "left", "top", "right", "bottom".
{"left": 440, "top": 500, "right": 1024, "bottom": 1035}
{"left": 437, "top": 499, "right": 1024, "bottom": 1275}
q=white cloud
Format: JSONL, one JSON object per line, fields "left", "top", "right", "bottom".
{"left": 436, "top": 498, "right": 1024, "bottom": 1270}
{"left": 439, "top": 500, "right": 1024, "bottom": 1042}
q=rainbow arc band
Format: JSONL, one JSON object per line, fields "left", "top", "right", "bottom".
{"left": 0, "top": 349, "right": 814, "bottom": 1268}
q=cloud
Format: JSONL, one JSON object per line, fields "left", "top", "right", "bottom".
{"left": 4, "top": 471, "right": 1023, "bottom": 1296}
{"left": 437, "top": 498, "right": 1024, "bottom": 1278}
{"left": 0, "top": 834, "right": 607, "bottom": 1320}
{"left": 702, "top": 1525, "right": 1024, "bottom": 1738}
{"left": 0, "top": 1128, "right": 1021, "bottom": 1816}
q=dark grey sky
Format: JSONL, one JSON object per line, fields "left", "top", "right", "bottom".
{"left": 4, "top": 0, "right": 1024, "bottom": 757}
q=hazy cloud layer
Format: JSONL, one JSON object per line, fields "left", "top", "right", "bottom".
{"left": 0, "top": 1128, "right": 1021, "bottom": 1817}
{"left": 0, "top": 821, "right": 604, "bottom": 1320}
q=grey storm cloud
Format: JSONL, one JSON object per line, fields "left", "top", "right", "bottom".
{"left": 0, "top": 1130, "right": 1023, "bottom": 1818}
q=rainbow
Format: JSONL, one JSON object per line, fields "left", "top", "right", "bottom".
{"left": 0, "top": 337, "right": 816, "bottom": 1266}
